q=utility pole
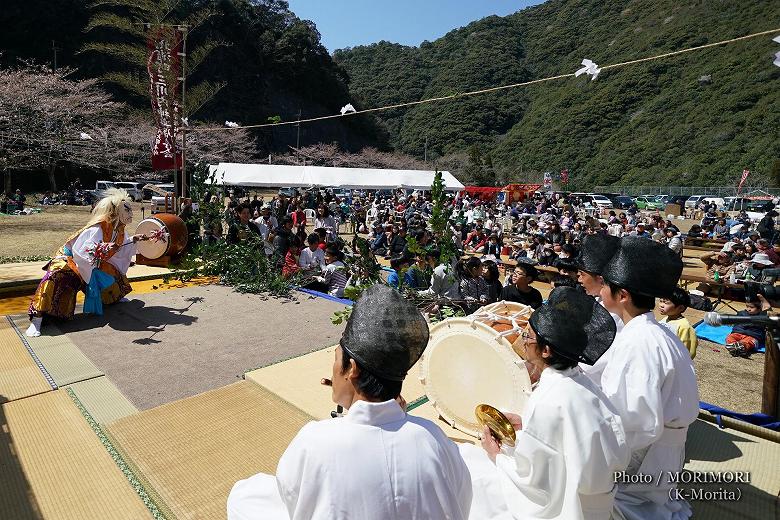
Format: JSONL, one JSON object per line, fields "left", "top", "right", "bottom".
{"left": 296, "top": 109, "right": 302, "bottom": 163}
{"left": 51, "top": 40, "right": 60, "bottom": 70}
{"left": 424, "top": 136, "right": 428, "bottom": 163}
{"left": 179, "top": 26, "right": 188, "bottom": 202}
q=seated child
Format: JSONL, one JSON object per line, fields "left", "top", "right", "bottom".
{"left": 282, "top": 236, "right": 302, "bottom": 279}
{"left": 725, "top": 295, "right": 767, "bottom": 357}
{"left": 658, "top": 288, "right": 697, "bottom": 359}
{"left": 386, "top": 255, "right": 412, "bottom": 289}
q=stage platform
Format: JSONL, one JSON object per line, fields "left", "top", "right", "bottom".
{"left": 0, "top": 285, "right": 778, "bottom": 519}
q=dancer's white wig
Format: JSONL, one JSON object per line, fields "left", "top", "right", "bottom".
{"left": 86, "top": 188, "right": 132, "bottom": 228}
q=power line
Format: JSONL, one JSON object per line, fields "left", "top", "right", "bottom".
{"left": 190, "top": 27, "right": 780, "bottom": 134}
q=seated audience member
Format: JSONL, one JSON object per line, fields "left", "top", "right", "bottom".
{"left": 665, "top": 227, "right": 683, "bottom": 256}
{"left": 282, "top": 236, "right": 302, "bottom": 279}
{"left": 757, "top": 238, "right": 780, "bottom": 266}
{"left": 725, "top": 295, "right": 769, "bottom": 357}
{"left": 500, "top": 262, "right": 543, "bottom": 309}
{"left": 272, "top": 216, "right": 296, "bottom": 268}
{"left": 713, "top": 218, "right": 730, "bottom": 239}
{"left": 227, "top": 204, "right": 263, "bottom": 245}
{"left": 509, "top": 241, "right": 527, "bottom": 261}
{"left": 658, "top": 288, "right": 697, "bottom": 359}
{"left": 456, "top": 257, "right": 490, "bottom": 313}
{"left": 464, "top": 228, "right": 488, "bottom": 253}
{"left": 418, "top": 250, "right": 460, "bottom": 300}
{"left": 405, "top": 252, "right": 432, "bottom": 290}
{"left": 386, "top": 255, "right": 413, "bottom": 289}
{"left": 227, "top": 286, "right": 472, "bottom": 520}
{"left": 483, "top": 234, "right": 502, "bottom": 257}
{"left": 481, "top": 260, "right": 503, "bottom": 303}
{"left": 315, "top": 228, "right": 328, "bottom": 250}
{"left": 299, "top": 233, "right": 325, "bottom": 273}
{"left": 305, "top": 246, "right": 348, "bottom": 297}
{"left": 460, "top": 287, "right": 628, "bottom": 520}
{"left": 388, "top": 227, "right": 408, "bottom": 258}
{"left": 698, "top": 252, "right": 735, "bottom": 292}
{"left": 744, "top": 252, "right": 775, "bottom": 281}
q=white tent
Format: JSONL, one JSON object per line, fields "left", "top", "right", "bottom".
{"left": 207, "top": 163, "right": 465, "bottom": 191}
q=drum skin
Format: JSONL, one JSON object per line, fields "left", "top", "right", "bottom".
{"left": 135, "top": 213, "right": 188, "bottom": 259}
{"left": 419, "top": 317, "right": 533, "bottom": 439}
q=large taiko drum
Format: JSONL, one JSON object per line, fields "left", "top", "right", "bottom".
{"left": 135, "top": 213, "right": 188, "bottom": 259}
{"left": 419, "top": 302, "right": 534, "bottom": 439}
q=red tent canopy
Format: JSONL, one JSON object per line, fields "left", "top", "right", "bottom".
{"left": 504, "top": 184, "right": 542, "bottom": 203}
{"left": 461, "top": 186, "right": 503, "bottom": 201}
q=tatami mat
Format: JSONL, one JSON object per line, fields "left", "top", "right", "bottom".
{"left": 9, "top": 315, "right": 103, "bottom": 386}
{"left": 684, "top": 419, "right": 780, "bottom": 519}
{"left": 0, "top": 319, "right": 52, "bottom": 402}
{"left": 0, "top": 390, "right": 151, "bottom": 519}
{"left": 245, "top": 345, "right": 428, "bottom": 421}
{"left": 66, "top": 376, "right": 137, "bottom": 425}
{"left": 106, "top": 381, "right": 314, "bottom": 520}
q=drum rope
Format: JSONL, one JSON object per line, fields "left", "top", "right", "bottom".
{"left": 468, "top": 308, "right": 532, "bottom": 340}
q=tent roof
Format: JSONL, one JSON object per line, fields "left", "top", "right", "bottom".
{"left": 207, "top": 163, "right": 464, "bottom": 191}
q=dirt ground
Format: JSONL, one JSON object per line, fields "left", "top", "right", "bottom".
{"left": 0, "top": 202, "right": 149, "bottom": 258}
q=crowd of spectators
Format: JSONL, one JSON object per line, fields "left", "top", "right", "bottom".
{"left": 200, "top": 187, "right": 780, "bottom": 307}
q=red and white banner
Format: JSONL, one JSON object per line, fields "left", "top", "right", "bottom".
{"left": 560, "top": 168, "right": 569, "bottom": 185}
{"left": 737, "top": 169, "right": 750, "bottom": 194}
{"left": 147, "top": 27, "right": 183, "bottom": 171}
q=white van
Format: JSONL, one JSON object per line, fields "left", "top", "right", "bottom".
{"left": 114, "top": 181, "right": 144, "bottom": 202}
{"left": 587, "top": 193, "right": 613, "bottom": 208}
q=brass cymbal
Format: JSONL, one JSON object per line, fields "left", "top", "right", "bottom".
{"left": 475, "top": 404, "right": 516, "bottom": 447}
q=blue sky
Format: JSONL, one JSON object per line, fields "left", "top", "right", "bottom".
{"left": 286, "top": 0, "right": 545, "bottom": 52}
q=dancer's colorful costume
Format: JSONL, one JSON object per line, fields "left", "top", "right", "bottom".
{"left": 27, "top": 189, "right": 137, "bottom": 336}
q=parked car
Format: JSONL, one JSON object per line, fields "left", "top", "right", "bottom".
{"left": 611, "top": 196, "right": 635, "bottom": 209}
{"left": 654, "top": 195, "right": 669, "bottom": 205}
{"left": 634, "top": 196, "right": 664, "bottom": 210}
{"left": 278, "top": 187, "right": 297, "bottom": 197}
{"left": 90, "top": 180, "right": 116, "bottom": 200}
{"left": 114, "top": 181, "right": 144, "bottom": 202}
{"left": 685, "top": 195, "right": 705, "bottom": 209}
{"left": 587, "top": 193, "right": 614, "bottom": 208}
{"left": 667, "top": 195, "right": 689, "bottom": 207}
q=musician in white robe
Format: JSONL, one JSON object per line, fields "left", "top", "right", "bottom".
{"left": 599, "top": 237, "right": 700, "bottom": 520}
{"left": 461, "top": 287, "right": 630, "bottom": 520}
{"left": 575, "top": 234, "right": 624, "bottom": 383}
{"left": 227, "top": 285, "right": 472, "bottom": 520}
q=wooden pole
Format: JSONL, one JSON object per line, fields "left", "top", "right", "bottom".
{"left": 762, "top": 329, "right": 780, "bottom": 418}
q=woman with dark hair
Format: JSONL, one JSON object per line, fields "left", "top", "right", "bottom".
{"left": 314, "top": 205, "right": 337, "bottom": 242}
{"left": 481, "top": 260, "right": 502, "bottom": 303}
{"left": 462, "top": 287, "right": 628, "bottom": 519}
{"left": 456, "top": 256, "right": 490, "bottom": 312}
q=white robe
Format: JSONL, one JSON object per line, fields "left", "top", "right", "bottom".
{"left": 227, "top": 399, "right": 472, "bottom": 520}
{"left": 461, "top": 366, "right": 630, "bottom": 520}
{"left": 68, "top": 224, "right": 135, "bottom": 284}
{"left": 599, "top": 312, "right": 699, "bottom": 520}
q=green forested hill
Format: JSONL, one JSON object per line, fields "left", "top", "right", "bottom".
{"left": 334, "top": 0, "right": 780, "bottom": 188}
{"left": 0, "top": 0, "right": 386, "bottom": 154}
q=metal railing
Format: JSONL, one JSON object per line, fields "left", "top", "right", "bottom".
{"left": 592, "top": 186, "right": 780, "bottom": 197}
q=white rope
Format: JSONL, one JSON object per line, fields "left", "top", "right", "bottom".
{"left": 469, "top": 307, "right": 532, "bottom": 341}
{"left": 191, "top": 27, "right": 780, "bottom": 133}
